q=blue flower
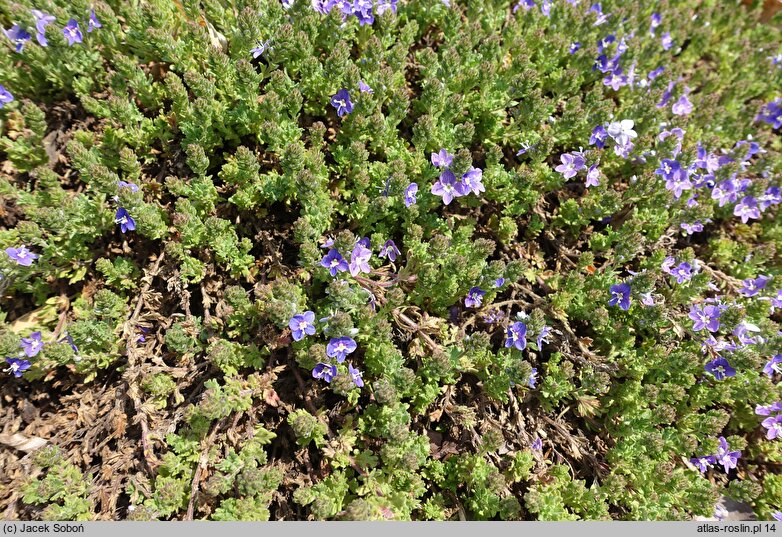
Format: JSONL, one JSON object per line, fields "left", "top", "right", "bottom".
{"left": 4, "top": 24, "right": 31, "bottom": 53}
{"left": 379, "top": 240, "right": 401, "bottom": 262}
{"left": 326, "top": 336, "right": 357, "bottom": 363}
{"left": 404, "top": 183, "right": 418, "bottom": 207}
{"left": 320, "top": 249, "right": 348, "bottom": 276}
{"left": 5, "top": 357, "right": 31, "bottom": 378}
{"left": 63, "top": 19, "right": 83, "bottom": 46}
{"left": 528, "top": 367, "right": 538, "bottom": 388}
{"left": 289, "top": 311, "right": 316, "bottom": 341}
{"left": 330, "top": 89, "right": 354, "bottom": 117}
{"left": 464, "top": 287, "right": 486, "bottom": 308}
{"left": 705, "top": 357, "right": 736, "bottom": 381}
{"left": 312, "top": 363, "right": 337, "bottom": 383}
{"left": 31, "top": 10, "right": 55, "bottom": 46}
{"left": 608, "top": 283, "right": 631, "bottom": 311}
{"left": 505, "top": 322, "right": 527, "bottom": 351}
{"left": 0, "top": 84, "right": 13, "bottom": 108}
{"left": 115, "top": 207, "right": 136, "bottom": 233}
{"left": 21, "top": 331, "right": 44, "bottom": 357}
{"left": 87, "top": 9, "right": 102, "bottom": 32}
{"left": 431, "top": 149, "right": 454, "bottom": 168}
{"left": 348, "top": 362, "right": 364, "bottom": 387}
{"left": 536, "top": 326, "right": 552, "bottom": 349}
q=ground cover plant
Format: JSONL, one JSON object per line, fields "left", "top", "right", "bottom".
{"left": 1, "top": 0, "right": 781, "bottom": 522}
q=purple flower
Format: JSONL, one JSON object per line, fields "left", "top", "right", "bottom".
{"left": 648, "top": 66, "right": 665, "bottom": 80}
{"left": 608, "top": 283, "right": 631, "bottom": 311}
{"left": 715, "top": 436, "right": 741, "bottom": 473}
{"left": 740, "top": 275, "right": 769, "bottom": 297}
{"left": 88, "top": 9, "right": 102, "bottom": 32}
{"left": 376, "top": 0, "right": 398, "bottom": 16}
{"left": 482, "top": 309, "right": 505, "bottom": 326}
{"left": 641, "top": 292, "right": 655, "bottom": 306}
{"left": 344, "top": 0, "right": 375, "bottom": 25}
{"left": 690, "top": 455, "right": 715, "bottom": 473}
{"left": 464, "top": 286, "right": 486, "bottom": 308}
{"left": 589, "top": 125, "right": 608, "bottom": 148}
{"left": 762, "top": 355, "right": 781, "bottom": 377}
{"left": 670, "top": 262, "right": 694, "bottom": 284}
{"left": 569, "top": 42, "right": 581, "bottom": 54}
{"left": 20, "top": 331, "right": 44, "bottom": 357}
{"left": 431, "top": 169, "right": 467, "bottom": 205}
{"left": 665, "top": 169, "right": 692, "bottom": 199}
{"left": 732, "top": 321, "right": 761, "bottom": 345}
{"left": 460, "top": 167, "right": 485, "bottom": 196}
{"left": 431, "top": 149, "right": 454, "bottom": 168}
{"left": 585, "top": 164, "right": 600, "bottom": 187}
{"left": 528, "top": 367, "right": 538, "bottom": 388}
{"left": 330, "top": 89, "right": 354, "bottom": 117}
{"left": 650, "top": 12, "right": 661, "bottom": 33}
{"left": 494, "top": 277, "right": 505, "bottom": 288}
{"left": 734, "top": 196, "right": 761, "bottom": 224}
{"left": 516, "top": 142, "right": 536, "bottom": 156}
{"left": 117, "top": 180, "right": 139, "bottom": 192}
{"left": 681, "top": 221, "right": 704, "bottom": 235}
{"left": 5, "top": 357, "right": 31, "bottom": 378}
{"left": 5, "top": 245, "right": 38, "bottom": 267}
{"left": 58, "top": 333, "right": 80, "bottom": 355}
{"left": 596, "top": 34, "right": 615, "bottom": 53}
{"left": 63, "top": 19, "right": 83, "bottom": 46}
{"left": 661, "top": 32, "right": 673, "bottom": 50}
{"left": 326, "top": 336, "right": 357, "bottom": 363}
{"left": 756, "top": 402, "right": 782, "bottom": 416}
{"left": 705, "top": 357, "right": 736, "bottom": 381}
{"left": 672, "top": 95, "right": 693, "bottom": 116}
{"left": 772, "top": 513, "right": 782, "bottom": 522}
{"left": 531, "top": 437, "right": 543, "bottom": 450}
{"left": 554, "top": 152, "right": 586, "bottom": 179}
{"left": 404, "top": 183, "right": 418, "bottom": 207}
{"left": 358, "top": 80, "right": 373, "bottom": 93}
{"left": 136, "top": 326, "right": 149, "bottom": 343}
{"left": 289, "top": 311, "right": 316, "bottom": 341}
{"left": 761, "top": 415, "right": 782, "bottom": 440}
{"left": 349, "top": 243, "right": 372, "bottom": 277}
{"left": 655, "top": 159, "right": 681, "bottom": 180}
{"left": 756, "top": 99, "right": 782, "bottom": 129}
{"left": 115, "top": 207, "right": 136, "bottom": 233}
{"left": 606, "top": 119, "right": 637, "bottom": 148}
{"left": 348, "top": 362, "right": 364, "bottom": 387}
{"left": 513, "top": 0, "right": 535, "bottom": 13}
{"left": 312, "top": 362, "right": 337, "bottom": 383}
{"left": 0, "top": 84, "right": 13, "bottom": 108}
{"left": 251, "top": 39, "right": 270, "bottom": 58}
{"left": 311, "top": 0, "right": 337, "bottom": 14}
{"left": 31, "top": 10, "right": 55, "bottom": 46}
{"left": 759, "top": 186, "right": 781, "bottom": 210}
{"left": 4, "top": 24, "right": 31, "bottom": 53}
{"left": 320, "top": 248, "right": 349, "bottom": 276}
{"left": 505, "top": 322, "right": 527, "bottom": 351}
{"left": 379, "top": 239, "right": 401, "bottom": 262}
{"left": 536, "top": 325, "right": 552, "bottom": 349}
{"left": 689, "top": 304, "right": 721, "bottom": 332}
{"left": 604, "top": 68, "right": 628, "bottom": 91}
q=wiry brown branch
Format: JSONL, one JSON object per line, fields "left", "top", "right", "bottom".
{"left": 121, "top": 251, "right": 166, "bottom": 475}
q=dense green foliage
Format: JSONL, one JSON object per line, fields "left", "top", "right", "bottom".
{"left": 1, "top": 0, "right": 781, "bottom": 521}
